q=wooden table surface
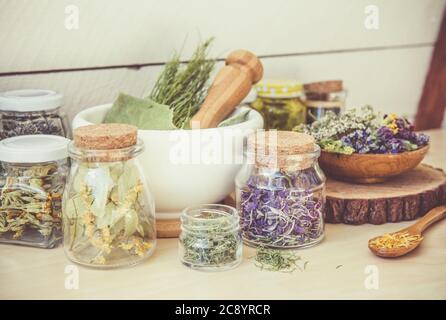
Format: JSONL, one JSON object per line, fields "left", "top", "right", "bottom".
{"left": 1, "top": 130, "right": 445, "bottom": 300}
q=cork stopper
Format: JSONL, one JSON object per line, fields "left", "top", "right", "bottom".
{"left": 304, "top": 80, "right": 343, "bottom": 94}
{"left": 73, "top": 124, "right": 137, "bottom": 150}
{"left": 247, "top": 131, "right": 316, "bottom": 169}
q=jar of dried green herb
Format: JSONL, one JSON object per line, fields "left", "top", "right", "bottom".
{"left": 0, "top": 89, "right": 70, "bottom": 140}
{"left": 0, "top": 135, "right": 70, "bottom": 248}
{"left": 252, "top": 80, "right": 306, "bottom": 130}
{"left": 63, "top": 124, "right": 156, "bottom": 268}
{"left": 179, "top": 204, "right": 242, "bottom": 271}
{"left": 235, "top": 131, "right": 326, "bottom": 249}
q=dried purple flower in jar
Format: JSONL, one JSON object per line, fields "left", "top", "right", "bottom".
{"left": 240, "top": 179, "right": 324, "bottom": 247}
{"left": 236, "top": 131, "right": 325, "bottom": 249}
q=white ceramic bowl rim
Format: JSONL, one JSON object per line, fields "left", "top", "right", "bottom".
{"left": 74, "top": 103, "right": 263, "bottom": 133}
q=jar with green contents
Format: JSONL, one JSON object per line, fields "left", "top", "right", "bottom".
{"left": 252, "top": 81, "right": 306, "bottom": 130}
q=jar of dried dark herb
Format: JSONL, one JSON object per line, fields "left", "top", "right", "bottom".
{"left": 0, "top": 135, "right": 70, "bottom": 248}
{"left": 179, "top": 204, "right": 242, "bottom": 271}
{"left": 251, "top": 80, "right": 306, "bottom": 130}
{"left": 235, "top": 131, "right": 326, "bottom": 249}
{"left": 0, "top": 89, "right": 70, "bottom": 140}
{"left": 63, "top": 124, "right": 156, "bottom": 268}
{"left": 303, "top": 80, "right": 347, "bottom": 124}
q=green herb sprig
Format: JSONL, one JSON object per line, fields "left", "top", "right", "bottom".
{"left": 253, "top": 247, "right": 308, "bottom": 273}
{"left": 149, "top": 38, "right": 216, "bottom": 128}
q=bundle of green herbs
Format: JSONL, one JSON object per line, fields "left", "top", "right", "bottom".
{"left": 295, "top": 106, "right": 429, "bottom": 154}
{"left": 104, "top": 39, "right": 216, "bottom": 129}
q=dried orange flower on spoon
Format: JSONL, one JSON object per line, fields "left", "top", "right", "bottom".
{"left": 368, "top": 205, "right": 446, "bottom": 258}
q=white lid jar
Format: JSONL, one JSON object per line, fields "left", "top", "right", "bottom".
{"left": 0, "top": 135, "right": 70, "bottom": 248}
{"left": 0, "top": 89, "right": 70, "bottom": 140}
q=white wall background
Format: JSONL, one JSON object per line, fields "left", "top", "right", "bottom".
{"left": 0, "top": 0, "right": 444, "bottom": 121}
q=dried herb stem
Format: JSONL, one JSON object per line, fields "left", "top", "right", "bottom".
{"left": 253, "top": 247, "right": 307, "bottom": 273}
{"left": 149, "top": 38, "right": 216, "bottom": 128}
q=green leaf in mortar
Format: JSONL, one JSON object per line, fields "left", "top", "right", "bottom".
{"left": 218, "top": 109, "right": 251, "bottom": 127}
{"left": 104, "top": 93, "right": 176, "bottom": 130}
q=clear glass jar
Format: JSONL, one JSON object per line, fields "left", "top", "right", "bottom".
{"left": 63, "top": 127, "right": 156, "bottom": 268}
{"left": 235, "top": 131, "right": 326, "bottom": 249}
{"left": 179, "top": 204, "right": 242, "bottom": 271}
{"left": 303, "top": 80, "right": 347, "bottom": 124}
{"left": 0, "top": 89, "right": 70, "bottom": 140}
{"left": 0, "top": 135, "right": 70, "bottom": 248}
{"left": 305, "top": 100, "right": 344, "bottom": 124}
{"left": 252, "top": 80, "right": 306, "bottom": 130}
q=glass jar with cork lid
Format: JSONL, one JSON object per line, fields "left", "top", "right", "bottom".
{"left": 63, "top": 123, "right": 156, "bottom": 268}
{"left": 235, "top": 131, "right": 326, "bottom": 249}
{"left": 303, "top": 80, "right": 347, "bottom": 124}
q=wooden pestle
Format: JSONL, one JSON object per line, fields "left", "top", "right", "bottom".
{"left": 190, "top": 50, "right": 263, "bottom": 129}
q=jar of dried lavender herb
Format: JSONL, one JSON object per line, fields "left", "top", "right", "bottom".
{"left": 0, "top": 89, "right": 70, "bottom": 140}
{"left": 235, "top": 131, "right": 326, "bottom": 249}
{"left": 63, "top": 124, "right": 156, "bottom": 268}
{"left": 179, "top": 204, "right": 242, "bottom": 271}
{"left": 0, "top": 135, "right": 70, "bottom": 248}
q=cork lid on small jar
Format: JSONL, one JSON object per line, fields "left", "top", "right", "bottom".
{"left": 303, "top": 80, "right": 343, "bottom": 94}
{"left": 247, "top": 130, "right": 317, "bottom": 169}
{"left": 71, "top": 124, "right": 140, "bottom": 162}
{"left": 73, "top": 123, "right": 137, "bottom": 150}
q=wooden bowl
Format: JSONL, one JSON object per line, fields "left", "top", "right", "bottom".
{"left": 319, "top": 145, "right": 430, "bottom": 183}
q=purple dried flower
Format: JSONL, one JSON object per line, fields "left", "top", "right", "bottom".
{"left": 239, "top": 172, "right": 324, "bottom": 248}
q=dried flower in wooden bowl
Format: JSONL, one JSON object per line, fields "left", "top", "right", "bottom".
{"left": 295, "top": 106, "right": 430, "bottom": 183}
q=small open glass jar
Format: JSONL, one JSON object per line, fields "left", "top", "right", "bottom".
{"left": 303, "top": 80, "right": 346, "bottom": 124}
{"left": 179, "top": 204, "right": 242, "bottom": 271}
{"left": 252, "top": 80, "right": 306, "bottom": 130}
{"left": 63, "top": 124, "right": 156, "bottom": 268}
{"left": 235, "top": 131, "right": 326, "bottom": 249}
{"left": 0, "top": 135, "right": 70, "bottom": 248}
{"left": 0, "top": 89, "right": 70, "bottom": 140}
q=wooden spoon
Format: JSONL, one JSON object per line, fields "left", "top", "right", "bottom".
{"left": 368, "top": 204, "right": 446, "bottom": 258}
{"left": 190, "top": 49, "right": 263, "bottom": 129}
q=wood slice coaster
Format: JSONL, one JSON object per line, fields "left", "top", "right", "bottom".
{"left": 156, "top": 219, "right": 181, "bottom": 238}
{"left": 224, "top": 164, "right": 446, "bottom": 225}
{"left": 326, "top": 164, "right": 446, "bottom": 225}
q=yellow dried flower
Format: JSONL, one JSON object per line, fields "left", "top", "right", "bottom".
{"left": 369, "top": 231, "right": 423, "bottom": 249}
{"left": 93, "top": 255, "right": 106, "bottom": 265}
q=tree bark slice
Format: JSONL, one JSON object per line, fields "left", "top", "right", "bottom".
{"left": 326, "top": 164, "right": 446, "bottom": 225}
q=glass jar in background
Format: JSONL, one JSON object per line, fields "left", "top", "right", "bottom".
{"left": 0, "top": 89, "right": 70, "bottom": 140}
{"left": 0, "top": 135, "right": 70, "bottom": 248}
{"left": 252, "top": 80, "right": 306, "bottom": 130}
{"left": 303, "top": 80, "right": 347, "bottom": 124}
{"left": 63, "top": 124, "right": 156, "bottom": 268}
{"left": 235, "top": 131, "right": 326, "bottom": 249}
{"left": 179, "top": 204, "right": 242, "bottom": 271}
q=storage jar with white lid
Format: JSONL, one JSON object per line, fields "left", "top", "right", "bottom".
{"left": 0, "top": 89, "right": 70, "bottom": 140}
{"left": 0, "top": 134, "right": 70, "bottom": 248}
